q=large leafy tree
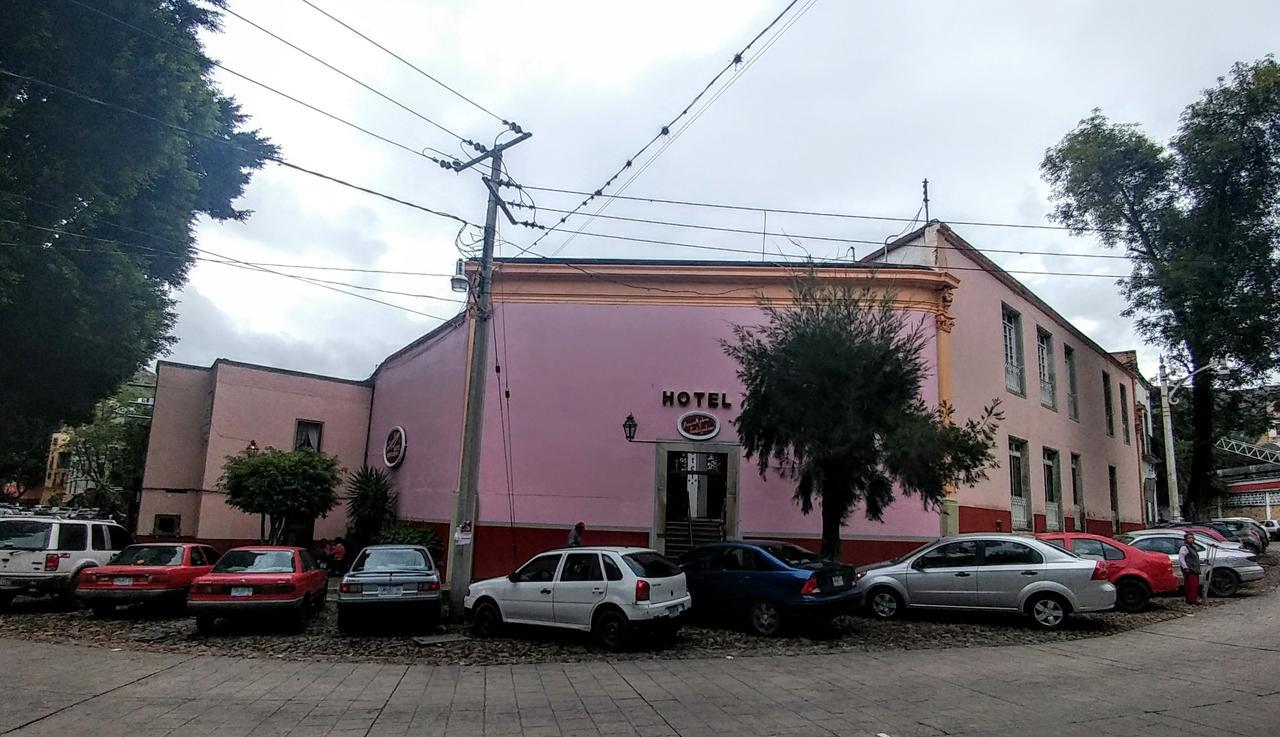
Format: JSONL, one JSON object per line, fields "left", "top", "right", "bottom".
{"left": 1042, "top": 58, "right": 1280, "bottom": 514}
{"left": 723, "top": 276, "right": 1002, "bottom": 559}
{"left": 0, "top": 0, "right": 276, "bottom": 487}
{"left": 221, "top": 448, "right": 341, "bottom": 545}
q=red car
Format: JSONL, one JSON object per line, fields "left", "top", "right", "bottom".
{"left": 188, "top": 546, "right": 327, "bottom": 634}
{"left": 76, "top": 543, "right": 220, "bottom": 616}
{"left": 1038, "top": 532, "right": 1180, "bottom": 612}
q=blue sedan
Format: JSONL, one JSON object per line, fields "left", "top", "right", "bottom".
{"left": 679, "top": 541, "right": 861, "bottom": 636}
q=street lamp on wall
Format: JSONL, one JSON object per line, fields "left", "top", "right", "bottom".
{"left": 246, "top": 439, "right": 258, "bottom": 454}
{"left": 622, "top": 414, "right": 638, "bottom": 442}
{"left": 450, "top": 259, "right": 469, "bottom": 293}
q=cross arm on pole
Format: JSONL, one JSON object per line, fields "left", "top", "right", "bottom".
{"left": 453, "top": 132, "right": 532, "bottom": 172}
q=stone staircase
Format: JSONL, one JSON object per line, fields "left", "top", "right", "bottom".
{"left": 663, "top": 518, "right": 725, "bottom": 559}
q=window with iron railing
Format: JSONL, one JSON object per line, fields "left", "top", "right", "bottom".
{"left": 1037, "top": 329, "right": 1056, "bottom": 410}
{"left": 1064, "top": 345, "right": 1079, "bottom": 420}
{"left": 1120, "top": 384, "right": 1131, "bottom": 445}
{"left": 1102, "top": 372, "right": 1115, "bottom": 437}
{"left": 1002, "top": 305, "right": 1025, "bottom": 395}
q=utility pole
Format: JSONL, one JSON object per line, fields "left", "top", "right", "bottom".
{"left": 922, "top": 178, "right": 930, "bottom": 223}
{"left": 448, "top": 132, "right": 531, "bottom": 620}
{"left": 1158, "top": 358, "right": 1182, "bottom": 522}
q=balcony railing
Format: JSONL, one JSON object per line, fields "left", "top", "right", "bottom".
{"left": 1005, "top": 362, "right": 1024, "bottom": 394}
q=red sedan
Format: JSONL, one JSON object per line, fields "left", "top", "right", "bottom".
{"left": 188, "top": 546, "right": 327, "bottom": 634}
{"left": 76, "top": 543, "right": 219, "bottom": 616}
{"left": 1038, "top": 532, "right": 1180, "bottom": 612}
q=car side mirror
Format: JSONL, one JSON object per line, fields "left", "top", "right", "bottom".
{"left": 507, "top": 573, "right": 518, "bottom": 582}
{"left": 910, "top": 558, "right": 926, "bottom": 571}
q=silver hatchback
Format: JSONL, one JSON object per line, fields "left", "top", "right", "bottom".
{"left": 337, "top": 545, "right": 441, "bottom": 633}
{"left": 853, "top": 534, "right": 1116, "bottom": 630}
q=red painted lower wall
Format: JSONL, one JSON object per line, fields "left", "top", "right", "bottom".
{"left": 1085, "top": 519, "right": 1115, "bottom": 536}
{"left": 1033, "top": 514, "right": 1047, "bottom": 533}
{"left": 1064, "top": 518, "right": 1076, "bottom": 532}
{"left": 1118, "top": 521, "right": 1144, "bottom": 533}
{"left": 958, "top": 506, "right": 1013, "bottom": 533}
{"left": 471, "top": 524, "right": 649, "bottom": 580}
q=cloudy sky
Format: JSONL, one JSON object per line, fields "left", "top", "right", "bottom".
{"left": 172, "top": 0, "right": 1280, "bottom": 382}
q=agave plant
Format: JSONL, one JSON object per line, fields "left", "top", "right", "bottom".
{"left": 345, "top": 465, "right": 396, "bottom": 546}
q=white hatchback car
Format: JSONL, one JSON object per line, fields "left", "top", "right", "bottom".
{"left": 465, "top": 546, "right": 691, "bottom": 649}
{"left": 0, "top": 516, "right": 132, "bottom": 607}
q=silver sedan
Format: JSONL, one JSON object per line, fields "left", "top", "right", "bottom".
{"left": 337, "top": 545, "right": 441, "bottom": 633}
{"left": 853, "top": 534, "right": 1116, "bottom": 630}
{"left": 1117, "top": 531, "right": 1264, "bottom": 597}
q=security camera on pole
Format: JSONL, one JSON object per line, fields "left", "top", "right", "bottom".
{"left": 1157, "top": 357, "right": 1224, "bottom": 522}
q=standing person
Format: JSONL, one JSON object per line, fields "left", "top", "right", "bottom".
{"left": 331, "top": 537, "right": 347, "bottom": 575}
{"left": 566, "top": 521, "right": 586, "bottom": 548}
{"left": 1179, "top": 532, "right": 1202, "bottom": 605}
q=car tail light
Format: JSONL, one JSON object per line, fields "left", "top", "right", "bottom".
{"left": 800, "top": 575, "right": 819, "bottom": 595}
{"left": 417, "top": 581, "right": 440, "bottom": 592}
{"left": 635, "top": 579, "right": 651, "bottom": 602}
{"left": 192, "top": 583, "right": 213, "bottom": 594}
{"left": 339, "top": 583, "right": 356, "bottom": 593}
{"left": 44, "top": 554, "right": 60, "bottom": 571}
{"left": 97, "top": 574, "right": 112, "bottom": 583}
{"left": 1090, "top": 561, "right": 1107, "bottom": 580}
{"left": 147, "top": 575, "right": 169, "bottom": 585}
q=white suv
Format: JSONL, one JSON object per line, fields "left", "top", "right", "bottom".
{"left": 465, "top": 546, "right": 691, "bottom": 650}
{"left": 0, "top": 516, "right": 133, "bottom": 607}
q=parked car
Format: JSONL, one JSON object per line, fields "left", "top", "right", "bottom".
{"left": 1262, "top": 519, "right": 1280, "bottom": 542}
{"left": 1166, "top": 525, "right": 1236, "bottom": 546}
{"left": 1175, "top": 521, "right": 1263, "bottom": 554}
{"left": 1213, "top": 518, "right": 1269, "bottom": 552}
{"left": 0, "top": 516, "right": 131, "bottom": 607}
{"left": 678, "top": 540, "right": 859, "bottom": 636}
{"left": 188, "top": 546, "right": 327, "bottom": 633}
{"left": 76, "top": 543, "right": 220, "bottom": 615}
{"left": 1117, "top": 530, "right": 1264, "bottom": 597}
{"left": 1037, "top": 533, "right": 1179, "bottom": 612}
{"left": 464, "top": 546, "right": 690, "bottom": 650}
{"left": 852, "top": 534, "right": 1115, "bottom": 630}
{"left": 337, "top": 544, "right": 440, "bottom": 633}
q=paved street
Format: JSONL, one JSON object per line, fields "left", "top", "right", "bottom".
{"left": 2, "top": 591, "right": 1278, "bottom": 737}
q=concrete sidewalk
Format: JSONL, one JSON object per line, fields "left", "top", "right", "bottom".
{"left": 2, "top": 592, "right": 1277, "bottom": 737}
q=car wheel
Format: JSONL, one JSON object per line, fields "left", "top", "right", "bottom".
{"left": 866, "top": 587, "right": 904, "bottom": 620}
{"left": 1027, "top": 593, "right": 1069, "bottom": 630}
{"left": 420, "top": 603, "right": 441, "bottom": 633}
{"left": 0, "top": 592, "right": 15, "bottom": 610}
{"left": 471, "top": 600, "right": 503, "bottom": 638}
{"left": 593, "top": 609, "right": 631, "bottom": 651}
{"left": 91, "top": 603, "right": 116, "bottom": 618}
{"left": 195, "top": 615, "right": 216, "bottom": 635}
{"left": 748, "top": 599, "right": 784, "bottom": 637}
{"left": 1209, "top": 568, "right": 1241, "bottom": 597}
{"left": 1114, "top": 579, "right": 1151, "bottom": 613}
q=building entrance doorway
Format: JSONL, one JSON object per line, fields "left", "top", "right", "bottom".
{"left": 652, "top": 442, "right": 739, "bottom": 558}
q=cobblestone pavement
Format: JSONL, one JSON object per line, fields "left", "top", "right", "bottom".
{"left": 2, "top": 588, "right": 1278, "bottom": 737}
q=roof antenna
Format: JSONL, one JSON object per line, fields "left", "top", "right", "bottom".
{"left": 922, "top": 178, "right": 930, "bottom": 223}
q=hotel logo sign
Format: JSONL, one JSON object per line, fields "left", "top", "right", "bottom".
{"left": 383, "top": 426, "right": 407, "bottom": 468}
{"left": 677, "top": 411, "right": 720, "bottom": 441}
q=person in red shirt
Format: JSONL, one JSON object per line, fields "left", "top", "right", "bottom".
{"left": 330, "top": 538, "right": 347, "bottom": 575}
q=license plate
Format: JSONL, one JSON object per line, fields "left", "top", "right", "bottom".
{"left": 377, "top": 585, "right": 402, "bottom": 597}
{"left": 831, "top": 575, "right": 844, "bottom": 587}
{"left": 113, "top": 577, "right": 133, "bottom": 586}
{"left": 665, "top": 603, "right": 683, "bottom": 616}
{"left": 230, "top": 586, "right": 253, "bottom": 597}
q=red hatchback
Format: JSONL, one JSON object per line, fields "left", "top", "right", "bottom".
{"left": 188, "top": 546, "right": 327, "bottom": 633}
{"left": 1038, "top": 533, "right": 1180, "bottom": 612}
{"left": 76, "top": 543, "right": 220, "bottom": 615}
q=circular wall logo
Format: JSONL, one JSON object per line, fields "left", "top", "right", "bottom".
{"left": 677, "top": 411, "right": 720, "bottom": 441}
{"left": 383, "top": 426, "right": 407, "bottom": 467}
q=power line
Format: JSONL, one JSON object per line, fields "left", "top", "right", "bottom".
{"left": 297, "top": 0, "right": 521, "bottom": 134}
{"left": 217, "top": 4, "right": 479, "bottom": 148}
{"left": 62, "top": 0, "right": 459, "bottom": 170}
{"left": 518, "top": 0, "right": 812, "bottom": 256}
{"left": 0, "top": 68, "right": 479, "bottom": 226}
{"left": 509, "top": 182, "right": 1118, "bottom": 235}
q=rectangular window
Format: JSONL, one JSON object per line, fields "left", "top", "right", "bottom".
{"left": 1108, "top": 465, "right": 1120, "bottom": 533}
{"left": 1070, "top": 453, "right": 1084, "bottom": 524}
{"left": 294, "top": 420, "right": 323, "bottom": 452}
{"left": 1042, "top": 448, "right": 1061, "bottom": 503}
{"left": 1009, "top": 437, "right": 1031, "bottom": 530}
{"left": 1119, "top": 383, "right": 1131, "bottom": 445}
{"left": 153, "top": 515, "right": 181, "bottom": 537}
{"left": 55, "top": 523, "right": 87, "bottom": 551}
{"left": 1064, "top": 346, "right": 1079, "bottom": 420}
{"left": 1002, "top": 305, "right": 1025, "bottom": 395}
{"left": 1036, "top": 329, "right": 1056, "bottom": 410}
{"left": 1102, "top": 372, "right": 1115, "bottom": 436}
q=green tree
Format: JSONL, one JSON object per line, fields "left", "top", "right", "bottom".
{"left": 1041, "top": 58, "right": 1280, "bottom": 515}
{"left": 373, "top": 523, "right": 444, "bottom": 558}
{"left": 345, "top": 465, "right": 397, "bottom": 548}
{"left": 220, "top": 449, "right": 341, "bottom": 544}
{"left": 64, "top": 416, "right": 150, "bottom": 522}
{"left": 723, "top": 276, "right": 1003, "bottom": 559}
{"left": 0, "top": 0, "right": 276, "bottom": 487}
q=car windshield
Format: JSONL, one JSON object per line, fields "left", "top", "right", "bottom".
{"left": 114, "top": 545, "right": 183, "bottom": 566}
{"left": 353, "top": 548, "right": 432, "bottom": 573}
{"left": 756, "top": 542, "right": 825, "bottom": 569}
{"left": 0, "top": 520, "right": 52, "bottom": 550}
{"left": 213, "top": 550, "right": 295, "bottom": 573}
{"left": 1115, "top": 534, "right": 1135, "bottom": 544}
{"left": 622, "top": 551, "right": 681, "bottom": 578}
{"left": 890, "top": 541, "right": 936, "bottom": 564}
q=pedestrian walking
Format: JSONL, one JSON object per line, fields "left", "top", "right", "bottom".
{"left": 566, "top": 521, "right": 586, "bottom": 548}
{"left": 1179, "top": 532, "right": 1203, "bottom": 605}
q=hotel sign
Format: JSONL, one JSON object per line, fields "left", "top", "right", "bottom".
{"left": 383, "top": 426, "right": 407, "bottom": 468}
{"left": 661, "top": 390, "right": 732, "bottom": 409}
{"left": 677, "top": 411, "right": 720, "bottom": 441}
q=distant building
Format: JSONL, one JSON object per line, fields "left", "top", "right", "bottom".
{"left": 138, "top": 222, "right": 1148, "bottom": 585}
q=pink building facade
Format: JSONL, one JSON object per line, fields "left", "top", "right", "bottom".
{"left": 138, "top": 223, "right": 1147, "bottom": 581}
